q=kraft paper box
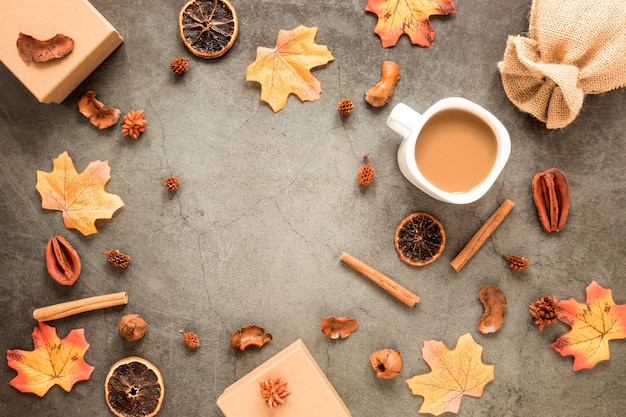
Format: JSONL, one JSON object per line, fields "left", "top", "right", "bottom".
{"left": 217, "top": 339, "right": 352, "bottom": 417}
{"left": 0, "top": 0, "right": 123, "bottom": 104}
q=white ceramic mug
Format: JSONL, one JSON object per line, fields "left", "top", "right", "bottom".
{"left": 387, "top": 98, "right": 511, "bottom": 204}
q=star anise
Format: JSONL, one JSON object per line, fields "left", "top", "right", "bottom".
{"left": 259, "top": 377, "right": 290, "bottom": 408}
{"left": 121, "top": 110, "right": 149, "bottom": 139}
{"left": 529, "top": 295, "right": 559, "bottom": 332}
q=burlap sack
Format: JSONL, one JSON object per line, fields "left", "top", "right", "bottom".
{"left": 498, "top": 0, "right": 626, "bottom": 128}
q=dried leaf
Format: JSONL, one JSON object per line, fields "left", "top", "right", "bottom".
{"left": 406, "top": 333, "right": 494, "bottom": 416}
{"left": 246, "top": 25, "right": 334, "bottom": 112}
{"left": 6, "top": 322, "right": 94, "bottom": 397}
{"left": 36, "top": 151, "right": 124, "bottom": 236}
{"left": 551, "top": 281, "right": 626, "bottom": 371}
{"left": 365, "top": 0, "right": 456, "bottom": 48}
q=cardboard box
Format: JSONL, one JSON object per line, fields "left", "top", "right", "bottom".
{"left": 217, "top": 339, "right": 352, "bottom": 417}
{"left": 0, "top": 0, "right": 123, "bottom": 104}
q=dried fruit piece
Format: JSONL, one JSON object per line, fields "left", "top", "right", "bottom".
{"left": 532, "top": 167, "right": 570, "bottom": 232}
{"left": 179, "top": 0, "right": 238, "bottom": 59}
{"left": 102, "top": 249, "right": 131, "bottom": 268}
{"left": 121, "top": 110, "right": 149, "bottom": 139}
{"left": 477, "top": 285, "right": 507, "bottom": 334}
{"left": 16, "top": 33, "right": 74, "bottom": 62}
{"left": 230, "top": 324, "right": 272, "bottom": 351}
{"left": 180, "top": 330, "right": 200, "bottom": 350}
{"left": 78, "top": 91, "right": 121, "bottom": 129}
{"left": 503, "top": 254, "right": 528, "bottom": 272}
{"left": 529, "top": 295, "right": 559, "bottom": 332}
{"left": 320, "top": 316, "right": 359, "bottom": 339}
{"left": 394, "top": 212, "right": 446, "bottom": 266}
{"left": 45, "top": 235, "right": 81, "bottom": 285}
{"left": 357, "top": 154, "right": 375, "bottom": 186}
{"left": 105, "top": 356, "right": 164, "bottom": 417}
{"left": 338, "top": 98, "right": 354, "bottom": 118}
{"left": 170, "top": 57, "right": 189, "bottom": 75}
{"left": 118, "top": 314, "right": 147, "bottom": 342}
{"left": 163, "top": 176, "right": 180, "bottom": 191}
{"left": 365, "top": 61, "right": 400, "bottom": 107}
{"left": 259, "top": 377, "right": 291, "bottom": 408}
{"left": 370, "top": 348, "right": 402, "bottom": 379}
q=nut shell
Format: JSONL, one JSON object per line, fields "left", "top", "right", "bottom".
{"left": 118, "top": 314, "right": 147, "bottom": 342}
{"left": 369, "top": 349, "right": 402, "bottom": 379}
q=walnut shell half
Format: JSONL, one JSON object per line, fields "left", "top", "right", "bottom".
{"left": 17, "top": 33, "right": 74, "bottom": 62}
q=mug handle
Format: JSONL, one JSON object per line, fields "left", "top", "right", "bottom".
{"left": 386, "top": 103, "right": 423, "bottom": 139}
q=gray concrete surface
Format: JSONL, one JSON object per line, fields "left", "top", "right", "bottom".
{"left": 1, "top": 1, "right": 625, "bottom": 416}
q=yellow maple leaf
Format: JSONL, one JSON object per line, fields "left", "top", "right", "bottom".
{"left": 36, "top": 151, "right": 124, "bottom": 236}
{"left": 246, "top": 25, "right": 334, "bottom": 112}
{"left": 406, "top": 333, "right": 494, "bottom": 416}
{"left": 552, "top": 280, "right": 626, "bottom": 371}
{"left": 365, "top": 0, "right": 456, "bottom": 48}
{"left": 6, "top": 322, "right": 95, "bottom": 397}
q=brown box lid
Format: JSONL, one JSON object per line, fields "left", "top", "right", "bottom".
{"left": 217, "top": 339, "right": 352, "bottom": 417}
{"left": 0, "top": 0, "right": 123, "bottom": 103}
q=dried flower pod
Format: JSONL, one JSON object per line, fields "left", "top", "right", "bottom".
{"left": 529, "top": 295, "right": 560, "bottom": 332}
{"left": 163, "top": 176, "right": 180, "bottom": 191}
{"left": 357, "top": 154, "right": 375, "bottom": 186}
{"left": 369, "top": 349, "right": 402, "bottom": 379}
{"left": 118, "top": 314, "right": 147, "bottom": 341}
{"left": 78, "top": 91, "right": 121, "bottom": 129}
{"left": 477, "top": 285, "right": 507, "bottom": 334}
{"left": 503, "top": 254, "right": 529, "bottom": 272}
{"left": 260, "top": 377, "right": 291, "bottom": 408}
{"left": 121, "top": 110, "right": 149, "bottom": 139}
{"left": 320, "top": 316, "right": 359, "bottom": 339}
{"left": 230, "top": 324, "right": 272, "bottom": 351}
{"left": 17, "top": 33, "right": 74, "bottom": 62}
{"left": 532, "top": 168, "right": 570, "bottom": 232}
{"left": 170, "top": 57, "right": 189, "bottom": 75}
{"left": 102, "top": 249, "right": 131, "bottom": 268}
{"left": 180, "top": 330, "right": 200, "bottom": 350}
{"left": 45, "top": 235, "right": 81, "bottom": 286}
{"left": 338, "top": 98, "right": 354, "bottom": 118}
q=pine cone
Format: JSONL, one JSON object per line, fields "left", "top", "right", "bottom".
{"left": 180, "top": 330, "right": 200, "bottom": 350}
{"left": 529, "top": 295, "right": 559, "bottom": 332}
{"left": 338, "top": 98, "right": 354, "bottom": 118}
{"left": 357, "top": 154, "right": 374, "bottom": 186}
{"left": 163, "top": 176, "right": 180, "bottom": 191}
{"left": 170, "top": 57, "right": 189, "bottom": 75}
{"left": 121, "top": 110, "right": 149, "bottom": 139}
{"left": 102, "top": 250, "right": 131, "bottom": 269}
{"left": 504, "top": 254, "right": 529, "bottom": 272}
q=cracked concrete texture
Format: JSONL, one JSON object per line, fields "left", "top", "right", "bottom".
{"left": 1, "top": 0, "right": 625, "bottom": 416}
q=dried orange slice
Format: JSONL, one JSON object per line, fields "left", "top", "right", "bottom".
{"left": 178, "top": 0, "right": 239, "bottom": 59}
{"left": 105, "top": 356, "right": 164, "bottom": 417}
{"left": 394, "top": 212, "right": 446, "bottom": 266}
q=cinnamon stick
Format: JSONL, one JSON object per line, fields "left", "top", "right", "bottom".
{"left": 33, "top": 292, "right": 128, "bottom": 322}
{"left": 451, "top": 199, "right": 515, "bottom": 272}
{"left": 340, "top": 251, "right": 420, "bottom": 307}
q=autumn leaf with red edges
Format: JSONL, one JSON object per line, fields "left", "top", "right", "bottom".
{"left": 551, "top": 281, "right": 626, "bottom": 371}
{"left": 365, "top": 0, "right": 456, "bottom": 48}
{"left": 6, "top": 322, "right": 95, "bottom": 396}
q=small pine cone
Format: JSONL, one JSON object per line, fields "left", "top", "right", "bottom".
{"left": 357, "top": 154, "right": 374, "bottom": 186}
{"left": 338, "top": 98, "right": 354, "bottom": 118}
{"left": 170, "top": 57, "right": 189, "bottom": 75}
{"left": 121, "top": 110, "right": 149, "bottom": 139}
{"left": 163, "top": 176, "right": 180, "bottom": 191}
{"left": 529, "top": 295, "right": 559, "bottom": 332}
{"left": 180, "top": 330, "right": 200, "bottom": 350}
{"left": 504, "top": 254, "right": 529, "bottom": 272}
{"left": 102, "top": 249, "right": 131, "bottom": 269}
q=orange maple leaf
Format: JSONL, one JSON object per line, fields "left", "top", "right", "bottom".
{"left": 406, "top": 333, "right": 494, "bottom": 416}
{"left": 551, "top": 281, "right": 626, "bottom": 371}
{"left": 246, "top": 25, "right": 334, "bottom": 112}
{"left": 365, "top": 0, "right": 456, "bottom": 48}
{"left": 36, "top": 151, "right": 124, "bottom": 236}
{"left": 6, "top": 322, "right": 95, "bottom": 397}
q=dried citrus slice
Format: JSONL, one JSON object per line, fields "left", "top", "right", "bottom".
{"left": 178, "top": 0, "right": 239, "bottom": 59}
{"left": 105, "top": 356, "right": 164, "bottom": 417}
{"left": 394, "top": 212, "right": 446, "bottom": 266}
